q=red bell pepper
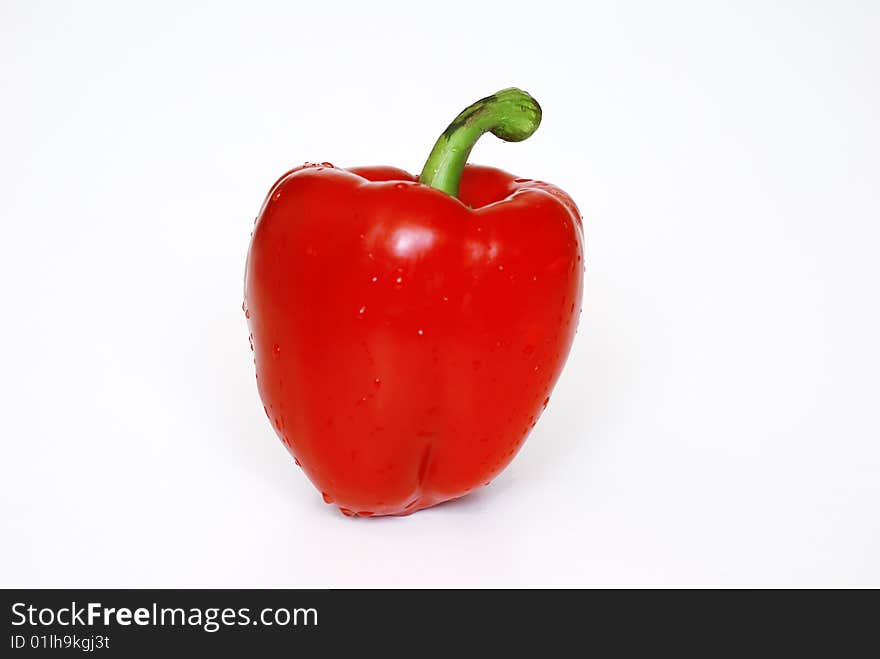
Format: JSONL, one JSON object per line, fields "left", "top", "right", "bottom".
{"left": 244, "top": 89, "right": 584, "bottom": 516}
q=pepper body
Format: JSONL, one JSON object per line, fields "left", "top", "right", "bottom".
{"left": 245, "top": 162, "right": 583, "bottom": 516}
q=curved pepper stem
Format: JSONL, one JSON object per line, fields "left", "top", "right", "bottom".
{"left": 418, "top": 88, "right": 542, "bottom": 198}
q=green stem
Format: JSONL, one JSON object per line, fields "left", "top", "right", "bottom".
{"left": 418, "top": 88, "right": 542, "bottom": 198}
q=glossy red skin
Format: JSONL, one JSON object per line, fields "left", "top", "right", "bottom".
{"left": 244, "top": 163, "right": 584, "bottom": 516}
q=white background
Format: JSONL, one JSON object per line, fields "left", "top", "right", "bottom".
{"left": 2, "top": 0, "right": 878, "bottom": 587}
